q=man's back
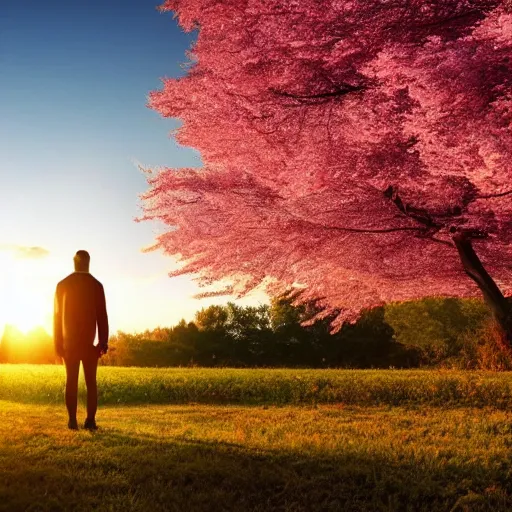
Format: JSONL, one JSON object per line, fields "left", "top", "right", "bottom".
{"left": 55, "top": 250, "right": 108, "bottom": 430}
{"left": 54, "top": 272, "right": 109, "bottom": 357}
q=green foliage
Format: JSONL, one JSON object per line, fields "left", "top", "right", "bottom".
{"left": 384, "top": 297, "right": 510, "bottom": 368}
{"left": 102, "top": 322, "right": 199, "bottom": 367}
{"left": 388, "top": 298, "right": 475, "bottom": 356}
{"left": 101, "top": 297, "right": 409, "bottom": 368}
{"left": 195, "top": 304, "right": 229, "bottom": 331}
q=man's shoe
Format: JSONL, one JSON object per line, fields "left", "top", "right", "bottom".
{"left": 68, "top": 419, "right": 79, "bottom": 430}
{"left": 84, "top": 418, "right": 98, "bottom": 431}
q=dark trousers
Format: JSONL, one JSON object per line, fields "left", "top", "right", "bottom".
{"left": 64, "top": 347, "right": 99, "bottom": 421}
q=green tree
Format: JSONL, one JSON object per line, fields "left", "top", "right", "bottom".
{"left": 385, "top": 298, "right": 491, "bottom": 363}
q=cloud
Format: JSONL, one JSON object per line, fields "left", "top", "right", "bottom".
{"left": 0, "top": 244, "right": 50, "bottom": 259}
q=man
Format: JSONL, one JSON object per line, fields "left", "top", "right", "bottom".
{"left": 54, "top": 250, "right": 109, "bottom": 430}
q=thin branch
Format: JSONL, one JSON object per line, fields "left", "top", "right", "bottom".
{"left": 269, "top": 84, "right": 366, "bottom": 104}
{"left": 476, "top": 190, "right": 512, "bottom": 200}
{"left": 243, "top": 222, "right": 421, "bottom": 235}
{"left": 428, "top": 236, "right": 453, "bottom": 247}
{"left": 383, "top": 185, "right": 443, "bottom": 229}
{"left": 318, "top": 225, "right": 422, "bottom": 234}
{"left": 416, "top": 8, "right": 484, "bottom": 31}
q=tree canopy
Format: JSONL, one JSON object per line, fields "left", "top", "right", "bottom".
{"left": 142, "top": 0, "right": 512, "bottom": 330}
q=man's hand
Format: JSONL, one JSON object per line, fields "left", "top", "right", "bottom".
{"left": 96, "top": 345, "right": 108, "bottom": 358}
{"left": 55, "top": 345, "right": 65, "bottom": 359}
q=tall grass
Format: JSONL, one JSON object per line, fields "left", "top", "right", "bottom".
{"left": 2, "top": 365, "right": 512, "bottom": 408}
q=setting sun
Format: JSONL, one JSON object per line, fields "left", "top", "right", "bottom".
{"left": 0, "top": 251, "right": 54, "bottom": 336}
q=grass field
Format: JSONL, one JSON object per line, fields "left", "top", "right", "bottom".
{"left": 3, "top": 365, "right": 512, "bottom": 407}
{"left": 2, "top": 366, "right": 512, "bottom": 511}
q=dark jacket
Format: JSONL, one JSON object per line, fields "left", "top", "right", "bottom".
{"left": 54, "top": 272, "right": 109, "bottom": 357}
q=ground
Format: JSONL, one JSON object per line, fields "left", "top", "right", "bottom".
{"left": 1, "top": 366, "right": 512, "bottom": 511}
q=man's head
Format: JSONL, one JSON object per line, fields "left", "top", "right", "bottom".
{"left": 74, "top": 250, "right": 90, "bottom": 272}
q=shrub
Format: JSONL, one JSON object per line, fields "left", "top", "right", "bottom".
{"left": 457, "top": 320, "right": 512, "bottom": 371}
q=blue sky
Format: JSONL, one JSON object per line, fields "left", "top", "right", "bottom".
{"left": 0, "top": 0, "right": 265, "bottom": 333}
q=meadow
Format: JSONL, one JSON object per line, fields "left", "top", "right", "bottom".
{"left": 2, "top": 365, "right": 512, "bottom": 511}
{"left": 3, "top": 365, "right": 512, "bottom": 408}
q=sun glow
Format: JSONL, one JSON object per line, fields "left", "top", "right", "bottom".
{"left": 0, "top": 252, "right": 55, "bottom": 336}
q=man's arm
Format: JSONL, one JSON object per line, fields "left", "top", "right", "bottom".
{"left": 96, "top": 283, "right": 109, "bottom": 353}
{"left": 53, "top": 285, "right": 64, "bottom": 357}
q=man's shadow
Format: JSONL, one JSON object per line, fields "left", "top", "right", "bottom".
{"left": 2, "top": 427, "right": 511, "bottom": 512}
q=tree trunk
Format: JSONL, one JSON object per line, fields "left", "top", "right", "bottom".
{"left": 453, "top": 233, "right": 512, "bottom": 348}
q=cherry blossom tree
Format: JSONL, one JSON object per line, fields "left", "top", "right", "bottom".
{"left": 141, "top": 0, "right": 512, "bottom": 342}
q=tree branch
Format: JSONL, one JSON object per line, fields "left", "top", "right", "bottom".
{"left": 476, "top": 190, "right": 512, "bottom": 200}
{"left": 269, "top": 83, "right": 366, "bottom": 104}
{"left": 383, "top": 185, "right": 443, "bottom": 230}
{"left": 317, "top": 225, "right": 423, "bottom": 234}
{"left": 416, "top": 9, "right": 485, "bottom": 31}
{"left": 243, "top": 222, "right": 420, "bottom": 235}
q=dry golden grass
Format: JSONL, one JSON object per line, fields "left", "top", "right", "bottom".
{"left": 2, "top": 365, "right": 512, "bottom": 510}
{"left": 1, "top": 400, "right": 512, "bottom": 511}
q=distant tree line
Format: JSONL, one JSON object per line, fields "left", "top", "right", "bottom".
{"left": 1, "top": 294, "right": 510, "bottom": 369}
{"left": 100, "top": 295, "right": 509, "bottom": 369}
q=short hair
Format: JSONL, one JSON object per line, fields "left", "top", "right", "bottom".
{"left": 74, "top": 250, "right": 90, "bottom": 271}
